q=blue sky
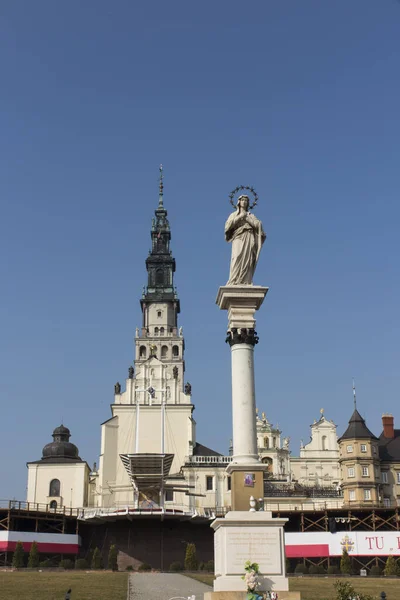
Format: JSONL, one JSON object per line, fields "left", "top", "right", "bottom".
{"left": 1, "top": 1, "right": 400, "bottom": 500}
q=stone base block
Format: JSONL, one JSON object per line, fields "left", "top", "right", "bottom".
{"left": 204, "top": 592, "right": 300, "bottom": 600}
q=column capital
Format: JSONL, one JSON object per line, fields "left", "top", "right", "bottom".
{"left": 226, "top": 328, "right": 259, "bottom": 347}
{"left": 216, "top": 285, "right": 268, "bottom": 331}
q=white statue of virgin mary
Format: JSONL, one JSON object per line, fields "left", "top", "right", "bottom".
{"left": 225, "top": 195, "right": 266, "bottom": 285}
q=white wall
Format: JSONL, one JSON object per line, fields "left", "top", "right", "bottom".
{"left": 27, "top": 462, "right": 89, "bottom": 508}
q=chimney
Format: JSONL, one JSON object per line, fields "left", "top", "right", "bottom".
{"left": 382, "top": 414, "right": 394, "bottom": 439}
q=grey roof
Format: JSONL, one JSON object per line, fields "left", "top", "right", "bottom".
{"left": 192, "top": 442, "right": 221, "bottom": 457}
{"left": 379, "top": 430, "right": 400, "bottom": 461}
{"left": 339, "top": 409, "right": 378, "bottom": 441}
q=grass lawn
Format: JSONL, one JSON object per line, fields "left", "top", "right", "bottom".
{"left": 184, "top": 573, "right": 400, "bottom": 599}
{"left": 0, "top": 571, "right": 128, "bottom": 600}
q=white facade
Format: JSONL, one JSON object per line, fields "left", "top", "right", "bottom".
{"left": 27, "top": 461, "right": 90, "bottom": 509}
{"left": 291, "top": 411, "right": 340, "bottom": 487}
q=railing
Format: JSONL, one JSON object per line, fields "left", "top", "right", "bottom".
{"left": 0, "top": 499, "right": 80, "bottom": 516}
{"left": 78, "top": 504, "right": 230, "bottom": 521}
{"left": 263, "top": 484, "right": 342, "bottom": 498}
{"left": 265, "top": 500, "right": 346, "bottom": 511}
{"left": 185, "top": 455, "right": 232, "bottom": 465}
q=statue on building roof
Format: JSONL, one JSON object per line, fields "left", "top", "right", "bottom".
{"left": 184, "top": 382, "right": 192, "bottom": 395}
{"left": 225, "top": 189, "right": 266, "bottom": 285}
{"left": 173, "top": 366, "right": 178, "bottom": 379}
{"left": 128, "top": 366, "right": 134, "bottom": 379}
{"left": 114, "top": 382, "right": 121, "bottom": 394}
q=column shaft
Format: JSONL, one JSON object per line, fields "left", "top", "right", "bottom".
{"left": 231, "top": 343, "right": 258, "bottom": 464}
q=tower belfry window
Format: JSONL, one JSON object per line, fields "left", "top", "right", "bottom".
{"left": 172, "top": 345, "right": 179, "bottom": 357}
{"left": 156, "top": 269, "right": 164, "bottom": 286}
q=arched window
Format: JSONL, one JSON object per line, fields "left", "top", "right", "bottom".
{"left": 157, "top": 311, "right": 162, "bottom": 318}
{"left": 49, "top": 500, "right": 57, "bottom": 509}
{"left": 322, "top": 435, "right": 327, "bottom": 451}
{"left": 264, "top": 436, "right": 269, "bottom": 449}
{"left": 262, "top": 457, "right": 273, "bottom": 472}
{"left": 160, "top": 327, "right": 165, "bottom": 336}
{"left": 140, "top": 346, "right": 147, "bottom": 358}
{"left": 161, "top": 345, "right": 168, "bottom": 358}
{"left": 49, "top": 479, "right": 60, "bottom": 497}
{"left": 155, "top": 269, "right": 164, "bottom": 286}
{"left": 172, "top": 345, "right": 179, "bottom": 357}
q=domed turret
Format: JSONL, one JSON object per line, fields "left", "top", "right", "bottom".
{"left": 41, "top": 424, "right": 82, "bottom": 462}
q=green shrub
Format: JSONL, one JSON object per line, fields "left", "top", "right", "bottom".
{"left": 327, "top": 565, "right": 338, "bottom": 574}
{"left": 138, "top": 562, "right": 151, "bottom": 572}
{"left": 340, "top": 549, "right": 352, "bottom": 575}
{"left": 309, "top": 565, "right": 320, "bottom": 575}
{"left": 12, "top": 542, "right": 25, "bottom": 568}
{"left": 285, "top": 558, "right": 292, "bottom": 573}
{"left": 60, "top": 559, "right": 74, "bottom": 570}
{"left": 125, "top": 565, "right": 133, "bottom": 571}
{"left": 169, "top": 561, "right": 183, "bottom": 572}
{"left": 75, "top": 558, "right": 88, "bottom": 570}
{"left": 384, "top": 555, "right": 399, "bottom": 576}
{"left": 27, "top": 541, "right": 40, "bottom": 568}
{"left": 198, "top": 561, "right": 205, "bottom": 571}
{"left": 334, "top": 580, "right": 373, "bottom": 600}
{"left": 369, "top": 565, "right": 381, "bottom": 577}
{"left": 184, "top": 543, "right": 198, "bottom": 571}
{"left": 205, "top": 560, "right": 214, "bottom": 572}
{"left": 108, "top": 544, "right": 118, "bottom": 571}
{"left": 294, "top": 563, "right": 308, "bottom": 574}
{"left": 91, "top": 547, "right": 102, "bottom": 570}
{"left": 39, "top": 559, "right": 53, "bottom": 568}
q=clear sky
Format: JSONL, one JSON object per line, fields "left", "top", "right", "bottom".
{"left": 1, "top": 1, "right": 400, "bottom": 500}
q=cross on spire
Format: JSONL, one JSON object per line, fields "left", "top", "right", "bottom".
{"left": 352, "top": 378, "right": 357, "bottom": 410}
{"left": 158, "top": 164, "right": 164, "bottom": 207}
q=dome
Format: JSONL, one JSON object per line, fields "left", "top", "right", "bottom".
{"left": 53, "top": 424, "right": 71, "bottom": 437}
{"left": 41, "top": 424, "right": 81, "bottom": 462}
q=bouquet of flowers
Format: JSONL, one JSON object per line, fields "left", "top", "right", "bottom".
{"left": 242, "top": 560, "right": 263, "bottom": 600}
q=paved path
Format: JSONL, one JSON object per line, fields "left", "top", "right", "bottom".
{"left": 129, "top": 573, "right": 211, "bottom": 600}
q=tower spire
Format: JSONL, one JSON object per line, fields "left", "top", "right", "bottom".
{"left": 158, "top": 164, "right": 164, "bottom": 207}
{"left": 352, "top": 378, "right": 357, "bottom": 410}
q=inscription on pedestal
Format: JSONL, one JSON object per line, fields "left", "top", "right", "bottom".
{"left": 225, "top": 527, "right": 282, "bottom": 575}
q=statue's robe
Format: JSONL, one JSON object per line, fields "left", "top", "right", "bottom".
{"left": 225, "top": 211, "right": 265, "bottom": 285}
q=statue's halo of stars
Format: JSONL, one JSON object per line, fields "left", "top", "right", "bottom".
{"left": 229, "top": 185, "right": 259, "bottom": 209}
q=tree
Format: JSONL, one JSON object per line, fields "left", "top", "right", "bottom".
{"left": 384, "top": 554, "right": 398, "bottom": 576}
{"left": 91, "top": 547, "right": 102, "bottom": 570}
{"left": 184, "top": 543, "right": 198, "bottom": 571}
{"left": 27, "top": 541, "right": 40, "bottom": 568}
{"left": 108, "top": 544, "right": 118, "bottom": 571}
{"left": 12, "top": 541, "right": 25, "bottom": 568}
{"left": 340, "top": 548, "right": 352, "bottom": 575}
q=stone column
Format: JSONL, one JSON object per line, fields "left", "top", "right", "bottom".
{"left": 216, "top": 285, "right": 268, "bottom": 510}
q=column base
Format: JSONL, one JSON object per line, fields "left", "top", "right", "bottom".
{"left": 227, "top": 462, "right": 267, "bottom": 512}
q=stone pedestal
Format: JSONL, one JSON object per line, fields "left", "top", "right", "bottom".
{"left": 210, "top": 511, "right": 290, "bottom": 593}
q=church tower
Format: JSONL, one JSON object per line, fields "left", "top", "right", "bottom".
{"left": 135, "top": 165, "right": 185, "bottom": 387}
{"left": 96, "top": 167, "right": 195, "bottom": 510}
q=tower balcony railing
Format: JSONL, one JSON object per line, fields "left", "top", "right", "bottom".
{"left": 185, "top": 455, "right": 233, "bottom": 465}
